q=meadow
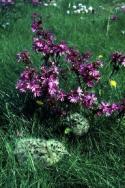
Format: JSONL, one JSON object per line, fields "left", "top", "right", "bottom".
{"left": 0, "top": 0, "right": 125, "bottom": 187}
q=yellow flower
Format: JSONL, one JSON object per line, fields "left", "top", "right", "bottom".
{"left": 98, "top": 55, "right": 103, "bottom": 59}
{"left": 64, "top": 128, "right": 71, "bottom": 135}
{"left": 109, "top": 80, "right": 117, "bottom": 88}
{"left": 36, "top": 100, "right": 44, "bottom": 106}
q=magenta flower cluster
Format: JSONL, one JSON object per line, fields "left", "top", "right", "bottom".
{"left": 16, "top": 64, "right": 58, "bottom": 97}
{"left": 0, "top": 0, "right": 43, "bottom": 6}
{"left": 111, "top": 52, "right": 125, "bottom": 68}
{"left": 97, "top": 102, "right": 120, "bottom": 116}
{"left": 0, "top": 0, "right": 14, "bottom": 5}
{"left": 17, "top": 51, "right": 31, "bottom": 64}
{"left": 16, "top": 14, "right": 125, "bottom": 116}
{"left": 31, "top": 0, "right": 41, "bottom": 6}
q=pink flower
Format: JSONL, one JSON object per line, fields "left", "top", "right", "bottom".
{"left": 16, "top": 14, "right": 125, "bottom": 118}
{"left": 32, "top": 0, "right": 41, "bottom": 5}
{"left": 79, "top": 62, "right": 101, "bottom": 87}
{"left": 111, "top": 52, "right": 125, "bottom": 68}
{"left": 57, "top": 90, "right": 66, "bottom": 102}
{"left": 0, "top": 0, "right": 14, "bottom": 5}
{"left": 82, "top": 93, "right": 97, "bottom": 108}
{"left": 16, "top": 51, "right": 31, "bottom": 64}
{"left": 97, "top": 102, "right": 119, "bottom": 116}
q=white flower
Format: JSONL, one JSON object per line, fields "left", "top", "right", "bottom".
{"left": 53, "top": 3, "right": 57, "bottom": 7}
{"left": 88, "top": 6, "right": 93, "bottom": 12}
{"left": 67, "top": 10, "right": 70, "bottom": 14}
{"left": 121, "top": 5, "right": 125, "bottom": 9}
{"left": 74, "top": 10, "right": 77, "bottom": 14}
{"left": 121, "top": 30, "right": 125, "bottom": 35}
{"left": 78, "top": 3, "right": 83, "bottom": 7}
{"left": 76, "top": 9, "right": 81, "bottom": 14}
{"left": 81, "top": 5, "right": 86, "bottom": 9}
{"left": 44, "top": 3, "right": 48, "bottom": 6}
{"left": 73, "top": 5, "right": 77, "bottom": 9}
{"left": 84, "top": 9, "right": 89, "bottom": 13}
{"left": 77, "top": 87, "right": 83, "bottom": 97}
{"left": 79, "top": 7, "right": 84, "bottom": 11}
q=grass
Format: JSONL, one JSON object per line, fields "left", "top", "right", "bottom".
{"left": 0, "top": 0, "right": 125, "bottom": 187}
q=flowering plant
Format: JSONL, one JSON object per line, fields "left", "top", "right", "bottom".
{"left": 0, "top": 0, "right": 15, "bottom": 6}
{"left": 16, "top": 14, "right": 125, "bottom": 118}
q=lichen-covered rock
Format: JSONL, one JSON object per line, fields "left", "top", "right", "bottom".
{"left": 66, "top": 113, "right": 90, "bottom": 136}
{"left": 14, "top": 138, "right": 69, "bottom": 166}
{"left": 44, "top": 139, "right": 69, "bottom": 165}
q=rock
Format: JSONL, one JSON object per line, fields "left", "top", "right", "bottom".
{"left": 14, "top": 138, "right": 69, "bottom": 166}
{"left": 66, "top": 113, "right": 90, "bottom": 136}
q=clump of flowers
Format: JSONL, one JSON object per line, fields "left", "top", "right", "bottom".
{"left": 43, "top": 0, "right": 58, "bottom": 7}
{"left": 16, "top": 14, "right": 125, "bottom": 118}
{"left": 0, "top": 0, "right": 15, "bottom": 6}
{"left": 65, "top": 113, "right": 90, "bottom": 136}
{"left": 110, "top": 52, "right": 125, "bottom": 72}
{"left": 66, "top": 3, "right": 94, "bottom": 15}
{"left": 97, "top": 102, "right": 120, "bottom": 117}
{"left": 27, "top": 0, "right": 58, "bottom": 6}
{"left": 16, "top": 13, "right": 101, "bottom": 114}
{"left": 14, "top": 138, "right": 69, "bottom": 166}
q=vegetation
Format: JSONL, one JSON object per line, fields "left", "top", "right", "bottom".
{"left": 0, "top": 0, "right": 125, "bottom": 187}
